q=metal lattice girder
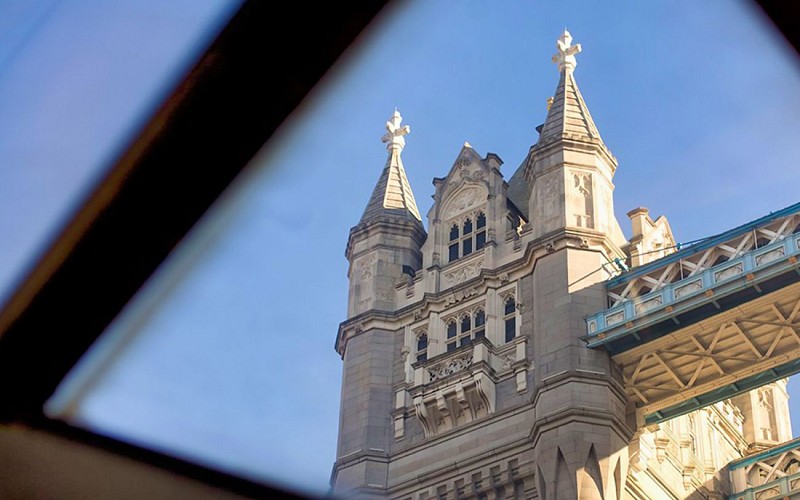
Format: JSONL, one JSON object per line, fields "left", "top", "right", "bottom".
{"left": 606, "top": 210, "right": 799, "bottom": 307}
{"left": 585, "top": 213, "right": 800, "bottom": 352}
{"left": 614, "top": 282, "right": 800, "bottom": 425}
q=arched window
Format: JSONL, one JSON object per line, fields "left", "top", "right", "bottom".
{"left": 447, "top": 212, "right": 488, "bottom": 263}
{"left": 416, "top": 332, "right": 428, "bottom": 363}
{"left": 446, "top": 308, "right": 486, "bottom": 351}
{"left": 504, "top": 296, "right": 516, "bottom": 343}
{"left": 446, "top": 320, "right": 458, "bottom": 352}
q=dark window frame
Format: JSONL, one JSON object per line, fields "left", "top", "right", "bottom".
{"left": 0, "top": 1, "right": 389, "bottom": 497}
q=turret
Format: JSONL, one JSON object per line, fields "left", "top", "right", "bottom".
{"left": 524, "top": 31, "right": 632, "bottom": 500}
{"left": 524, "top": 30, "right": 627, "bottom": 250}
{"left": 732, "top": 381, "right": 793, "bottom": 453}
{"left": 344, "top": 110, "right": 426, "bottom": 318}
{"left": 333, "top": 110, "right": 426, "bottom": 497}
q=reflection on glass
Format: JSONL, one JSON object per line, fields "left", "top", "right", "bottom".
{"left": 41, "top": 0, "right": 800, "bottom": 497}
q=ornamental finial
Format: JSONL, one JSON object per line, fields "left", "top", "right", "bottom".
{"left": 381, "top": 109, "right": 410, "bottom": 151}
{"left": 551, "top": 29, "right": 582, "bottom": 74}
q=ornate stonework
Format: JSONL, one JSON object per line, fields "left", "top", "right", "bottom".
{"left": 443, "top": 257, "right": 483, "bottom": 286}
{"left": 443, "top": 186, "right": 485, "bottom": 219}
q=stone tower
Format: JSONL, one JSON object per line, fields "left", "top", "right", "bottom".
{"left": 332, "top": 31, "right": 794, "bottom": 500}
{"left": 522, "top": 30, "right": 630, "bottom": 500}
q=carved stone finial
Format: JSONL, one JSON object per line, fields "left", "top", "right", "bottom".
{"left": 551, "top": 29, "right": 582, "bottom": 74}
{"left": 381, "top": 109, "right": 411, "bottom": 151}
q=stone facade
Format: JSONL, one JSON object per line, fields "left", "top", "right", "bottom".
{"left": 332, "top": 31, "right": 793, "bottom": 499}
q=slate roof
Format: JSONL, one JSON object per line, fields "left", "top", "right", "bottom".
{"left": 359, "top": 140, "right": 422, "bottom": 223}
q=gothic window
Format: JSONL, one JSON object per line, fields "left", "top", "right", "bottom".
{"left": 447, "top": 211, "right": 487, "bottom": 263}
{"left": 416, "top": 332, "right": 428, "bottom": 363}
{"left": 504, "top": 296, "right": 517, "bottom": 343}
{"left": 446, "top": 308, "right": 486, "bottom": 351}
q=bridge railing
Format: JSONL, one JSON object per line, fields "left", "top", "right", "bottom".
{"left": 584, "top": 233, "right": 800, "bottom": 349}
{"left": 728, "top": 436, "right": 800, "bottom": 499}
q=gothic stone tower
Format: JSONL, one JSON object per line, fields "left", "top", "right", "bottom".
{"left": 332, "top": 31, "right": 792, "bottom": 500}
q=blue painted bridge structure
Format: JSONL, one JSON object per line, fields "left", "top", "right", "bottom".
{"left": 583, "top": 202, "right": 800, "bottom": 427}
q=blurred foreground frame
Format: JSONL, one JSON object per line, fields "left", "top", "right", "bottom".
{"left": 0, "top": 1, "right": 795, "bottom": 499}
{"left": 0, "top": 1, "right": 387, "bottom": 498}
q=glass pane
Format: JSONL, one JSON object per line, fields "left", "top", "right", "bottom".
{"left": 450, "top": 224, "right": 459, "bottom": 241}
{"left": 461, "top": 315, "right": 471, "bottom": 333}
{"left": 447, "top": 342, "right": 457, "bottom": 353}
{"left": 477, "top": 212, "right": 486, "bottom": 229}
{"left": 416, "top": 353, "right": 427, "bottom": 363}
{"left": 463, "top": 238, "right": 472, "bottom": 256}
{"left": 474, "top": 329, "right": 485, "bottom": 339}
{"left": 447, "top": 322, "right": 457, "bottom": 338}
{"left": 476, "top": 231, "right": 486, "bottom": 250}
{"left": 34, "top": 1, "right": 800, "bottom": 496}
{"left": 475, "top": 310, "right": 485, "bottom": 327}
{"left": 417, "top": 334, "right": 427, "bottom": 351}
{"left": 463, "top": 218, "right": 473, "bottom": 235}
{"left": 460, "top": 336, "right": 472, "bottom": 347}
{"left": 505, "top": 318, "right": 516, "bottom": 343}
{"left": 0, "top": 0, "right": 241, "bottom": 306}
{"left": 505, "top": 298, "right": 516, "bottom": 315}
{"left": 449, "top": 243, "right": 459, "bottom": 262}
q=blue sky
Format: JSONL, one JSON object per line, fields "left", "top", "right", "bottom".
{"left": 3, "top": 1, "right": 800, "bottom": 497}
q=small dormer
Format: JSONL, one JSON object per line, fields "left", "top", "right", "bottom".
{"left": 420, "top": 143, "right": 524, "bottom": 292}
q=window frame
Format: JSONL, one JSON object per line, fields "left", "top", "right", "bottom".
{"left": 0, "top": 1, "right": 388, "bottom": 496}
{"left": 445, "top": 307, "right": 486, "bottom": 351}
{"left": 447, "top": 210, "right": 488, "bottom": 263}
{"left": 503, "top": 294, "right": 517, "bottom": 343}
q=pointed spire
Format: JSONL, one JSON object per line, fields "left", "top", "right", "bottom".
{"left": 359, "top": 110, "right": 422, "bottom": 223}
{"left": 537, "top": 30, "right": 603, "bottom": 144}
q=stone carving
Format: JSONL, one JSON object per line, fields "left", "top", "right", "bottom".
{"left": 552, "top": 29, "right": 582, "bottom": 74}
{"left": 444, "top": 187, "right": 484, "bottom": 219}
{"left": 572, "top": 173, "right": 594, "bottom": 229}
{"left": 541, "top": 173, "right": 559, "bottom": 221}
{"left": 428, "top": 354, "right": 473, "bottom": 383}
{"left": 456, "top": 156, "right": 471, "bottom": 168}
{"left": 444, "top": 258, "right": 484, "bottom": 285}
{"left": 444, "top": 287, "right": 478, "bottom": 306}
{"left": 459, "top": 165, "right": 486, "bottom": 183}
{"left": 755, "top": 246, "right": 785, "bottom": 266}
{"left": 355, "top": 254, "right": 377, "bottom": 280}
{"left": 381, "top": 109, "right": 410, "bottom": 151}
{"left": 635, "top": 295, "right": 663, "bottom": 315}
{"left": 714, "top": 262, "right": 743, "bottom": 282}
{"left": 674, "top": 279, "right": 703, "bottom": 299}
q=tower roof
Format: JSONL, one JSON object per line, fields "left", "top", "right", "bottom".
{"left": 359, "top": 110, "right": 422, "bottom": 223}
{"left": 537, "top": 30, "right": 603, "bottom": 144}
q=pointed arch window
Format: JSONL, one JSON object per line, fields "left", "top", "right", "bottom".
{"left": 445, "top": 308, "right": 486, "bottom": 351}
{"left": 504, "top": 296, "right": 517, "bottom": 343}
{"left": 415, "top": 331, "right": 428, "bottom": 363}
{"left": 448, "top": 211, "right": 487, "bottom": 263}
